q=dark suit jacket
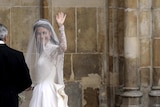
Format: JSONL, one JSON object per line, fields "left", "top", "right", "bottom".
{"left": 0, "top": 43, "right": 32, "bottom": 107}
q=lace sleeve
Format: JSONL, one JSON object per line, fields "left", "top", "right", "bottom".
{"left": 58, "top": 25, "right": 67, "bottom": 52}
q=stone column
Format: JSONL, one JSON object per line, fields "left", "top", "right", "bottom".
{"left": 120, "top": 1, "right": 143, "bottom": 107}
{"left": 138, "top": 0, "right": 152, "bottom": 107}
{"left": 149, "top": 1, "right": 160, "bottom": 106}
{"left": 40, "top": 0, "right": 49, "bottom": 19}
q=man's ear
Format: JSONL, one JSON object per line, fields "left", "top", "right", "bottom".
{"left": 3, "top": 36, "right": 7, "bottom": 42}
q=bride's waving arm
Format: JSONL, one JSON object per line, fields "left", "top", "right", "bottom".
{"left": 56, "top": 12, "right": 67, "bottom": 52}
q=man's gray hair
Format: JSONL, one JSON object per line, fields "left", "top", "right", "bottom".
{"left": 0, "top": 24, "right": 8, "bottom": 40}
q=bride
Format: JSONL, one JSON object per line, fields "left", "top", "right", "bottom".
{"left": 26, "top": 12, "right": 69, "bottom": 107}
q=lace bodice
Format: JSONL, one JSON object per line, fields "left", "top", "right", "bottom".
{"left": 35, "top": 25, "right": 67, "bottom": 84}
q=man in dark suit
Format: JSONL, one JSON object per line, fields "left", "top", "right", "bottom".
{"left": 0, "top": 23, "right": 32, "bottom": 107}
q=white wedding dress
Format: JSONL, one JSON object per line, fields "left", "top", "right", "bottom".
{"left": 29, "top": 25, "right": 68, "bottom": 107}
{"left": 29, "top": 51, "right": 68, "bottom": 107}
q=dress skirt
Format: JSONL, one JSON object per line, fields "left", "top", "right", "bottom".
{"left": 29, "top": 81, "right": 68, "bottom": 107}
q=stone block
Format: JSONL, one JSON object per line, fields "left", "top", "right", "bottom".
{"left": 108, "top": 8, "right": 124, "bottom": 55}
{"left": 139, "top": 68, "right": 150, "bottom": 87}
{"left": 84, "top": 87, "right": 99, "bottom": 107}
{"left": 139, "top": 39, "right": 150, "bottom": 66}
{"left": 0, "top": 0, "right": 20, "bottom": 6}
{"left": 125, "top": 11, "right": 137, "bottom": 37}
{"left": 119, "top": 56, "right": 125, "bottom": 85}
{"left": 117, "top": 9, "right": 125, "bottom": 55}
{"left": 139, "top": 10, "right": 151, "bottom": 37}
{"left": 11, "top": 7, "right": 40, "bottom": 53}
{"left": 77, "top": 8, "right": 97, "bottom": 52}
{"left": 125, "top": 0, "right": 138, "bottom": 8}
{"left": 153, "top": 68, "right": 160, "bottom": 87}
{"left": 97, "top": 7, "right": 106, "bottom": 52}
{"left": 152, "top": 10, "right": 160, "bottom": 37}
{"left": 107, "top": 86, "right": 119, "bottom": 107}
{"left": 21, "top": 0, "right": 41, "bottom": 6}
{"left": 65, "top": 82, "right": 82, "bottom": 107}
{"left": 108, "top": 8, "right": 125, "bottom": 55}
{"left": 124, "top": 58, "right": 138, "bottom": 87}
{"left": 54, "top": 8, "right": 75, "bottom": 53}
{"left": 152, "top": 0, "right": 160, "bottom": 8}
{"left": 121, "top": 97, "right": 140, "bottom": 105}
{"left": 64, "top": 54, "right": 72, "bottom": 80}
{"left": 153, "top": 39, "right": 160, "bottom": 66}
{"left": 141, "top": 87, "right": 150, "bottom": 107}
{"left": 139, "top": 0, "right": 152, "bottom": 8}
{"left": 124, "top": 37, "right": 138, "bottom": 58}
{"left": 73, "top": 54, "right": 102, "bottom": 80}
{"left": 108, "top": 0, "right": 125, "bottom": 7}
{"left": 99, "top": 85, "right": 108, "bottom": 107}
{"left": 52, "top": 0, "right": 104, "bottom": 7}
{"left": 109, "top": 56, "right": 113, "bottom": 72}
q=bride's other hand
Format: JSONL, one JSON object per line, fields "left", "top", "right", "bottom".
{"left": 56, "top": 12, "right": 66, "bottom": 27}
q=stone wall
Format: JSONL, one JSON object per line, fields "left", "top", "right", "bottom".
{"left": 2, "top": 0, "right": 160, "bottom": 107}
{"left": 108, "top": 0, "right": 160, "bottom": 107}
{"left": 0, "top": 0, "right": 107, "bottom": 107}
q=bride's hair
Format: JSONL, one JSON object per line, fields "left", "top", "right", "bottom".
{"left": 33, "top": 19, "right": 59, "bottom": 45}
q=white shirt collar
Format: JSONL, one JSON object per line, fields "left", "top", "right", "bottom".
{"left": 0, "top": 40, "right": 5, "bottom": 44}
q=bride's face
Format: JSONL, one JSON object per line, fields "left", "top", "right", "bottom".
{"left": 35, "top": 27, "right": 51, "bottom": 44}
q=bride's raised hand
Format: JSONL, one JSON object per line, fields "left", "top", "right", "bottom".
{"left": 56, "top": 12, "right": 67, "bottom": 27}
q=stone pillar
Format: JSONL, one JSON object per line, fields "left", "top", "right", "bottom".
{"left": 139, "top": 0, "right": 152, "bottom": 107}
{"left": 149, "top": 1, "right": 160, "bottom": 106}
{"left": 120, "top": 1, "right": 143, "bottom": 107}
{"left": 107, "top": 0, "right": 125, "bottom": 106}
{"left": 40, "top": 0, "right": 49, "bottom": 19}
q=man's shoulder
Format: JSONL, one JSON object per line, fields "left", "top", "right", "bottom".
{"left": 7, "top": 46, "right": 23, "bottom": 55}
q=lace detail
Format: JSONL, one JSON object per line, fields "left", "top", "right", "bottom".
{"left": 58, "top": 25, "right": 67, "bottom": 53}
